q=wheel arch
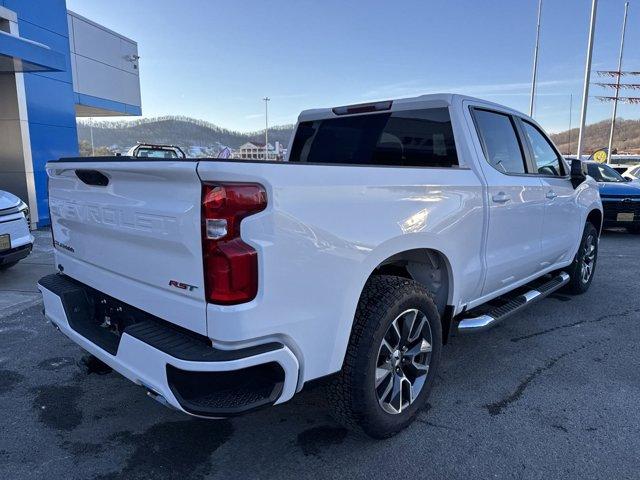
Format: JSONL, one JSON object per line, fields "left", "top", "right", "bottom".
{"left": 586, "top": 208, "right": 603, "bottom": 234}
{"left": 360, "top": 247, "right": 456, "bottom": 346}
{"left": 327, "top": 239, "right": 461, "bottom": 376}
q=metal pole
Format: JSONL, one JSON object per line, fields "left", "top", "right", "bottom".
{"left": 576, "top": 0, "right": 598, "bottom": 159}
{"left": 529, "top": 0, "right": 543, "bottom": 117}
{"left": 263, "top": 97, "right": 270, "bottom": 160}
{"left": 606, "top": 1, "right": 629, "bottom": 164}
{"left": 89, "top": 117, "right": 95, "bottom": 156}
{"left": 568, "top": 94, "right": 573, "bottom": 155}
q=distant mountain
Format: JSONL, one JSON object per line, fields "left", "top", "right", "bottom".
{"left": 77, "top": 116, "right": 294, "bottom": 156}
{"left": 78, "top": 115, "right": 640, "bottom": 158}
{"left": 550, "top": 118, "right": 640, "bottom": 155}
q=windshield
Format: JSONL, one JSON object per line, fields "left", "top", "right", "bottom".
{"left": 587, "top": 163, "right": 626, "bottom": 183}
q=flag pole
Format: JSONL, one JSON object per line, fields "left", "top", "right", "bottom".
{"left": 576, "top": 0, "right": 598, "bottom": 159}
{"left": 529, "top": 0, "right": 543, "bottom": 117}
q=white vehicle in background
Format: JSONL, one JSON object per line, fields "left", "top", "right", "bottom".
{"left": 610, "top": 163, "right": 640, "bottom": 182}
{"left": 124, "top": 143, "right": 186, "bottom": 159}
{"left": 0, "top": 190, "right": 33, "bottom": 270}
{"left": 39, "top": 94, "right": 602, "bottom": 438}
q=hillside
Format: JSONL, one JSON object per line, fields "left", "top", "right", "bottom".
{"left": 77, "top": 116, "right": 294, "bottom": 156}
{"left": 78, "top": 115, "right": 640, "bottom": 158}
{"left": 550, "top": 118, "right": 640, "bottom": 155}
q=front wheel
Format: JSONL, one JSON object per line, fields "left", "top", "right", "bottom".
{"left": 562, "top": 222, "right": 598, "bottom": 295}
{"left": 325, "top": 275, "right": 442, "bottom": 438}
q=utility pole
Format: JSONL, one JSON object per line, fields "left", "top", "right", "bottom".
{"left": 577, "top": 0, "right": 598, "bottom": 159}
{"left": 263, "top": 97, "right": 270, "bottom": 160}
{"left": 529, "top": 0, "right": 543, "bottom": 117}
{"left": 606, "top": 1, "right": 629, "bottom": 163}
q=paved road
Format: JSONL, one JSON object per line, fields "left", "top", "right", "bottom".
{"left": 1, "top": 230, "right": 639, "bottom": 479}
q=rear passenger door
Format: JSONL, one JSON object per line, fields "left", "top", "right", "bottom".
{"left": 519, "top": 119, "right": 582, "bottom": 267}
{"left": 470, "top": 108, "right": 546, "bottom": 296}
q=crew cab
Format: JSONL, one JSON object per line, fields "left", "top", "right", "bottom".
{"left": 38, "top": 94, "right": 602, "bottom": 438}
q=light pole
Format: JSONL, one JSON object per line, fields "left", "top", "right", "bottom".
{"left": 263, "top": 97, "right": 270, "bottom": 160}
{"left": 529, "top": 0, "right": 543, "bottom": 117}
{"left": 89, "top": 117, "right": 95, "bottom": 156}
{"left": 606, "top": 1, "right": 630, "bottom": 163}
{"left": 576, "top": 0, "right": 598, "bottom": 159}
{"left": 568, "top": 93, "right": 573, "bottom": 155}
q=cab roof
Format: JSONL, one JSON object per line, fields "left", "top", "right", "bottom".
{"left": 298, "top": 93, "right": 528, "bottom": 123}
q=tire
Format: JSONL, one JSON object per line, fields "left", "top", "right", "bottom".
{"left": 562, "top": 222, "right": 598, "bottom": 295}
{"left": 0, "top": 261, "right": 18, "bottom": 271}
{"left": 325, "top": 275, "right": 442, "bottom": 438}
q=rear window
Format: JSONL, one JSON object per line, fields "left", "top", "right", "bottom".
{"left": 136, "top": 148, "right": 179, "bottom": 159}
{"left": 288, "top": 108, "right": 458, "bottom": 167}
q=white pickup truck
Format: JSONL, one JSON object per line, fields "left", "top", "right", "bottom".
{"left": 39, "top": 94, "right": 602, "bottom": 438}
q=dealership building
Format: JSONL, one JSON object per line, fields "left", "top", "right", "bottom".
{"left": 0, "top": 0, "right": 141, "bottom": 226}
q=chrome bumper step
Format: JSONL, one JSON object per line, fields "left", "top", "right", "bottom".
{"left": 456, "top": 272, "right": 570, "bottom": 334}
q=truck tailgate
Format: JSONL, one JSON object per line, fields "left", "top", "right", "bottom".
{"left": 47, "top": 160, "right": 207, "bottom": 335}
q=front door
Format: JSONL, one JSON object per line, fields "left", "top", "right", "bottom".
{"left": 519, "top": 120, "right": 582, "bottom": 267}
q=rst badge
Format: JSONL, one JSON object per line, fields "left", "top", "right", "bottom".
{"left": 169, "top": 280, "right": 198, "bottom": 292}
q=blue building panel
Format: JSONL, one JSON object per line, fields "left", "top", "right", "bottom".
{"left": 23, "top": 73, "right": 76, "bottom": 128}
{"left": 16, "top": 21, "right": 73, "bottom": 83}
{"left": 4, "top": 0, "right": 69, "bottom": 36}
{"left": 32, "top": 170, "right": 50, "bottom": 225}
{"left": 75, "top": 92, "right": 142, "bottom": 117}
{"left": 28, "top": 123, "right": 79, "bottom": 171}
{"left": 0, "top": 30, "right": 66, "bottom": 72}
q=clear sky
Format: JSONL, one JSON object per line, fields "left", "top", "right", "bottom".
{"left": 67, "top": 0, "right": 640, "bottom": 133}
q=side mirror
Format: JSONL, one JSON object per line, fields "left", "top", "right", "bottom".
{"left": 570, "top": 159, "right": 587, "bottom": 189}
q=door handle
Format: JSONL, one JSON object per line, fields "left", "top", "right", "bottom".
{"left": 545, "top": 190, "right": 558, "bottom": 200}
{"left": 492, "top": 192, "right": 511, "bottom": 204}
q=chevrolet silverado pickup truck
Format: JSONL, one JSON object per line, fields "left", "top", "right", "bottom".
{"left": 38, "top": 94, "right": 602, "bottom": 438}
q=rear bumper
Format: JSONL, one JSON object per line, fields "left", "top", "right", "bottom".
{"left": 37, "top": 274, "right": 300, "bottom": 417}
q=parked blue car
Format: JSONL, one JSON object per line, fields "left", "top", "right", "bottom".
{"left": 586, "top": 161, "right": 640, "bottom": 233}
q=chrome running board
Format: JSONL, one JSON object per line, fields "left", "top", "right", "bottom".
{"left": 456, "top": 272, "right": 570, "bottom": 334}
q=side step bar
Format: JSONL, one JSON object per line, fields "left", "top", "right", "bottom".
{"left": 456, "top": 272, "right": 570, "bottom": 334}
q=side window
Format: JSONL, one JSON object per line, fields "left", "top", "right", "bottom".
{"left": 522, "top": 121, "right": 564, "bottom": 176}
{"left": 374, "top": 108, "right": 458, "bottom": 168}
{"left": 473, "top": 109, "right": 526, "bottom": 174}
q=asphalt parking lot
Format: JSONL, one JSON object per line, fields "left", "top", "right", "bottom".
{"left": 1, "top": 229, "right": 639, "bottom": 479}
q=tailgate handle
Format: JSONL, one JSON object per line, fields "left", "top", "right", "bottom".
{"left": 75, "top": 169, "right": 109, "bottom": 187}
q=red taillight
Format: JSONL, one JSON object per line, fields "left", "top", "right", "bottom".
{"left": 201, "top": 183, "right": 267, "bottom": 305}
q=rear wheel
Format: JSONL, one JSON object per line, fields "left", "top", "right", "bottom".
{"left": 325, "top": 275, "right": 441, "bottom": 438}
{"left": 562, "top": 222, "right": 598, "bottom": 295}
